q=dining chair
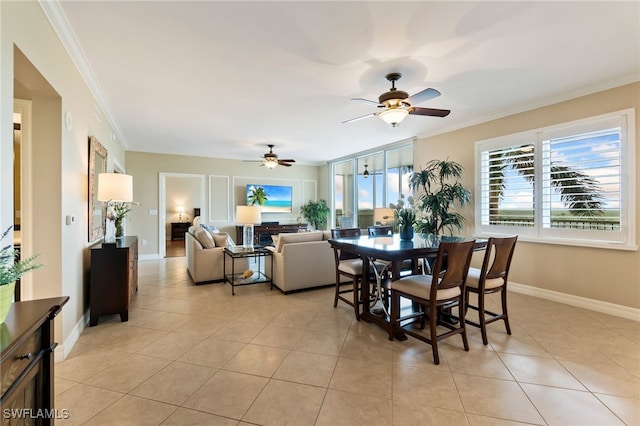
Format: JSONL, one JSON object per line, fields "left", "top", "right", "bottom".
{"left": 464, "top": 235, "right": 518, "bottom": 345}
{"left": 389, "top": 240, "right": 475, "bottom": 365}
{"left": 331, "top": 228, "right": 384, "bottom": 320}
{"left": 367, "top": 225, "right": 393, "bottom": 236}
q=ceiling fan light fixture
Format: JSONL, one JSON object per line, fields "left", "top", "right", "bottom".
{"left": 264, "top": 158, "right": 278, "bottom": 169}
{"left": 379, "top": 108, "right": 408, "bottom": 127}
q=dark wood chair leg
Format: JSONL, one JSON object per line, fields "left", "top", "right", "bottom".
{"left": 352, "top": 278, "right": 360, "bottom": 321}
{"left": 389, "top": 290, "right": 400, "bottom": 341}
{"left": 502, "top": 288, "right": 511, "bottom": 335}
{"left": 478, "top": 289, "right": 488, "bottom": 345}
{"left": 333, "top": 272, "right": 340, "bottom": 308}
{"left": 430, "top": 305, "right": 440, "bottom": 365}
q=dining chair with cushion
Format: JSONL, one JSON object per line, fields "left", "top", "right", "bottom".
{"left": 331, "top": 228, "right": 385, "bottom": 321}
{"left": 464, "top": 235, "right": 518, "bottom": 345}
{"left": 367, "top": 225, "right": 393, "bottom": 237}
{"left": 388, "top": 240, "right": 475, "bottom": 365}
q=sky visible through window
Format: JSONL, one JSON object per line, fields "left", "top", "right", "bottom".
{"left": 493, "top": 127, "right": 621, "bottom": 226}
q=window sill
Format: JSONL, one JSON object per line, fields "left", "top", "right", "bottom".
{"left": 474, "top": 231, "right": 637, "bottom": 251}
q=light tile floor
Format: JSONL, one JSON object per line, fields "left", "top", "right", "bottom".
{"left": 55, "top": 257, "right": 640, "bottom": 425}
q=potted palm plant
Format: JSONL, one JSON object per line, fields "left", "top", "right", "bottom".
{"left": 409, "top": 159, "right": 471, "bottom": 235}
{"left": 300, "top": 199, "right": 330, "bottom": 230}
{"left": 0, "top": 226, "right": 43, "bottom": 322}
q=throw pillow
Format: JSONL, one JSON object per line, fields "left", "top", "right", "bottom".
{"left": 192, "top": 216, "right": 201, "bottom": 227}
{"left": 211, "top": 232, "right": 229, "bottom": 248}
{"left": 201, "top": 223, "right": 219, "bottom": 233}
{"left": 194, "top": 227, "right": 215, "bottom": 249}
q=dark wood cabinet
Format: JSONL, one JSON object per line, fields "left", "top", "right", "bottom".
{"left": 171, "top": 222, "right": 191, "bottom": 240}
{"left": 90, "top": 236, "right": 138, "bottom": 326}
{"left": 235, "top": 223, "right": 308, "bottom": 246}
{"left": 1, "top": 296, "right": 69, "bottom": 424}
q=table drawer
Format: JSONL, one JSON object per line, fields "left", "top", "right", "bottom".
{"left": 1, "top": 328, "right": 42, "bottom": 395}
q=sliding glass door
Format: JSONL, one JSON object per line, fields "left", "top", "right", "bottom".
{"left": 331, "top": 143, "right": 412, "bottom": 229}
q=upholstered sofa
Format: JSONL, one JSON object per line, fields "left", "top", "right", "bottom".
{"left": 265, "top": 231, "right": 346, "bottom": 293}
{"left": 185, "top": 225, "right": 247, "bottom": 284}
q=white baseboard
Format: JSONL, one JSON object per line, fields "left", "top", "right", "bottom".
{"left": 56, "top": 311, "right": 88, "bottom": 362}
{"left": 509, "top": 282, "right": 640, "bottom": 322}
{"left": 140, "top": 253, "right": 162, "bottom": 261}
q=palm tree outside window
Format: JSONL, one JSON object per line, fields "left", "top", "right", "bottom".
{"left": 476, "top": 109, "right": 633, "bottom": 248}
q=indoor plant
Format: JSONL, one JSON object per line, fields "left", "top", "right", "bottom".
{"left": 0, "top": 226, "right": 43, "bottom": 322}
{"left": 409, "top": 159, "right": 471, "bottom": 235}
{"left": 391, "top": 194, "right": 416, "bottom": 240}
{"left": 109, "top": 202, "right": 136, "bottom": 239}
{"left": 300, "top": 199, "right": 330, "bottom": 230}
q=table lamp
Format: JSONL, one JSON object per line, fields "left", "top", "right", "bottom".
{"left": 98, "top": 173, "right": 133, "bottom": 242}
{"left": 373, "top": 208, "right": 395, "bottom": 225}
{"left": 236, "top": 205, "right": 261, "bottom": 248}
{"left": 176, "top": 206, "right": 185, "bottom": 223}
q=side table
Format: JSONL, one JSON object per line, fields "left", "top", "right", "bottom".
{"left": 171, "top": 222, "right": 191, "bottom": 240}
{"left": 223, "top": 246, "right": 273, "bottom": 295}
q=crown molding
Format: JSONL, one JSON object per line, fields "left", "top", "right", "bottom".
{"left": 38, "top": 0, "right": 129, "bottom": 149}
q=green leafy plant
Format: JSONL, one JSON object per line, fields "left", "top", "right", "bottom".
{"left": 108, "top": 202, "right": 138, "bottom": 237}
{"left": 247, "top": 186, "right": 269, "bottom": 206}
{"left": 390, "top": 194, "right": 416, "bottom": 231}
{"left": 409, "top": 159, "right": 471, "bottom": 235}
{"left": 300, "top": 199, "right": 330, "bottom": 230}
{"left": 0, "top": 226, "right": 43, "bottom": 286}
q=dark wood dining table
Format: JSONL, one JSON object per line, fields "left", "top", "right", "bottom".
{"left": 328, "top": 233, "right": 487, "bottom": 339}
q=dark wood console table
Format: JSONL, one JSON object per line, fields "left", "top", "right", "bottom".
{"left": 235, "top": 223, "right": 308, "bottom": 246}
{"left": 90, "top": 236, "right": 138, "bottom": 326}
{"left": 1, "top": 296, "right": 69, "bottom": 424}
{"left": 171, "top": 222, "right": 191, "bottom": 240}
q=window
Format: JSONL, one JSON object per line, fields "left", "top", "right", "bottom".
{"left": 331, "top": 143, "right": 413, "bottom": 229}
{"left": 476, "top": 109, "right": 635, "bottom": 249}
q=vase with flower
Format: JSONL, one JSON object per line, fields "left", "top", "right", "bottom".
{"left": 107, "top": 201, "right": 137, "bottom": 240}
{"left": 391, "top": 194, "right": 417, "bottom": 241}
{"left": 0, "top": 226, "right": 43, "bottom": 322}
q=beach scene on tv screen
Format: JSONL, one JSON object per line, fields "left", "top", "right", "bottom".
{"left": 247, "top": 184, "right": 293, "bottom": 213}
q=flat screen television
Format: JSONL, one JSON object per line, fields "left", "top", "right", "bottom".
{"left": 246, "top": 184, "right": 293, "bottom": 213}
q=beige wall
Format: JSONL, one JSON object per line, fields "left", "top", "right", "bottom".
{"left": 125, "top": 151, "right": 324, "bottom": 256}
{"left": 414, "top": 83, "right": 640, "bottom": 309}
{"left": 1, "top": 1, "right": 127, "bottom": 356}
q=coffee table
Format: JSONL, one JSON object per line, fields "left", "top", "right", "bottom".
{"left": 223, "top": 246, "right": 273, "bottom": 295}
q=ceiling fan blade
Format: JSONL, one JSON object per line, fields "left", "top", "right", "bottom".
{"left": 409, "top": 107, "right": 451, "bottom": 117}
{"left": 342, "top": 112, "right": 377, "bottom": 124}
{"left": 277, "top": 161, "right": 292, "bottom": 167}
{"left": 407, "top": 88, "right": 441, "bottom": 105}
{"left": 351, "top": 97, "right": 382, "bottom": 106}
{"left": 278, "top": 159, "right": 295, "bottom": 163}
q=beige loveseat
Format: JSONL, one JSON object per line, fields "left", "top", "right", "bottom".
{"left": 185, "top": 225, "right": 247, "bottom": 284}
{"left": 266, "top": 231, "right": 345, "bottom": 293}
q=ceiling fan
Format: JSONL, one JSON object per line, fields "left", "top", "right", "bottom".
{"left": 247, "top": 144, "right": 296, "bottom": 169}
{"left": 343, "top": 73, "right": 450, "bottom": 127}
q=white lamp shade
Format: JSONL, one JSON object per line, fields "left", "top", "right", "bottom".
{"left": 176, "top": 206, "right": 185, "bottom": 214}
{"left": 236, "top": 205, "right": 261, "bottom": 225}
{"left": 374, "top": 208, "right": 395, "bottom": 223}
{"left": 379, "top": 108, "right": 408, "bottom": 126}
{"left": 97, "top": 173, "right": 133, "bottom": 202}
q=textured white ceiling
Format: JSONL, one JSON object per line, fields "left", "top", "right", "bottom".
{"left": 57, "top": 1, "right": 639, "bottom": 165}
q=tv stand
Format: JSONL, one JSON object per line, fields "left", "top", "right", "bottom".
{"left": 236, "top": 223, "right": 308, "bottom": 246}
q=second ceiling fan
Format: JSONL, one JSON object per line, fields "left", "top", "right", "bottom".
{"left": 343, "top": 73, "right": 450, "bottom": 127}
{"left": 247, "top": 144, "right": 296, "bottom": 169}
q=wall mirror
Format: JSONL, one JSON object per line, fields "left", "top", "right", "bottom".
{"left": 89, "top": 136, "right": 107, "bottom": 242}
